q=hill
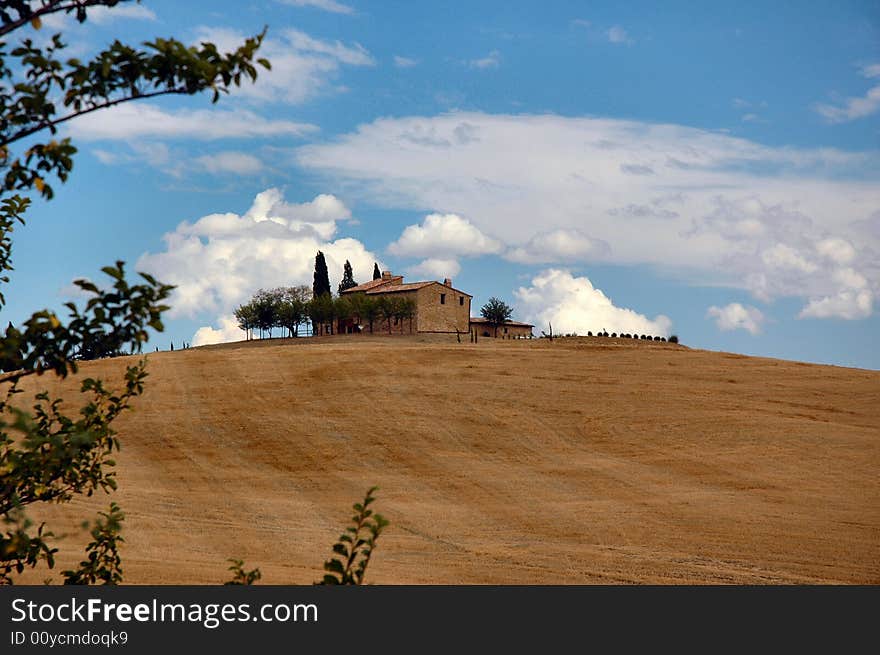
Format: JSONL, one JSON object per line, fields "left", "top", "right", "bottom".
{"left": 16, "top": 335, "right": 880, "bottom": 584}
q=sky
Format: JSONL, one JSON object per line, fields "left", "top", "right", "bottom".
{"left": 4, "top": 0, "right": 880, "bottom": 369}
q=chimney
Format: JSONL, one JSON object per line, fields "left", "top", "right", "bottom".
{"left": 381, "top": 270, "right": 392, "bottom": 280}
{"left": 443, "top": 277, "right": 452, "bottom": 287}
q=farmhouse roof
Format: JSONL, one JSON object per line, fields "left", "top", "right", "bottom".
{"left": 367, "top": 280, "right": 473, "bottom": 297}
{"left": 469, "top": 316, "right": 534, "bottom": 328}
{"left": 366, "top": 281, "right": 434, "bottom": 294}
{"left": 340, "top": 276, "right": 403, "bottom": 293}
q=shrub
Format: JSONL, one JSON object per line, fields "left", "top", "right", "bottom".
{"left": 319, "top": 487, "right": 389, "bottom": 585}
{"left": 587, "top": 331, "right": 593, "bottom": 336}
{"left": 669, "top": 334, "right": 679, "bottom": 344}
{"left": 654, "top": 336, "right": 661, "bottom": 341}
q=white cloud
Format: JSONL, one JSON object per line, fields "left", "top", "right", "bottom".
{"left": 70, "top": 103, "right": 316, "bottom": 141}
{"left": 196, "top": 151, "right": 264, "bottom": 175}
{"left": 388, "top": 213, "right": 503, "bottom": 258}
{"left": 816, "top": 237, "right": 856, "bottom": 265}
{"left": 394, "top": 55, "right": 419, "bottom": 68}
{"left": 137, "top": 189, "right": 377, "bottom": 334}
{"left": 505, "top": 229, "right": 609, "bottom": 264}
{"left": 862, "top": 63, "right": 880, "bottom": 79}
{"left": 606, "top": 26, "right": 632, "bottom": 44}
{"left": 192, "top": 315, "right": 245, "bottom": 346}
{"left": 707, "top": 303, "right": 765, "bottom": 335}
{"left": 514, "top": 270, "right": 671, "bottom": 336}
{"left": 193, "top": 26, "right": 374, "bottom": 105}
{"left": 815, "top": 64, "right": 880, "bottom": 123}
{"left": 799, "top": 290, "right": 873, "bottom": 320}
{"left": 277, "top": 0, "right": 355, "bottom": 14}
{"left": 296, "top": 111, "right": 880, "bottom": 320}
{"left": 284, "top": 29, "right": 372, "bottom": 66}
{"left": 815, "top": 85, "right": 880, "bottom": 123}
{"left": 406, "top": 258, "right": 461, "bottom": 280}
{"left": 761, "top": 243, "right": 817, "bottom": 274}
{"left": 87, "top": 4, "right": 157, "bottom": 23}
{"left": 41, "top": 3, "right": 156, "bottom": 30}
{"left": 469, "top": 50, "right": 501, "bottom": 69}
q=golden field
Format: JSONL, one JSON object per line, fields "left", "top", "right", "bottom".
{"left": 15, "top": 335, "right": 880, "bottom": 584}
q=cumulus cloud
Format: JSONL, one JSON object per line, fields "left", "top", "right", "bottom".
{"left": 296, "top": 111, "right": 880, "bottom": 320}
{"left": 505, "top": 229, "right": 609, "bottom": 264}
{"left": 277, "top": 0, "right": 355, "bottom": 14}
{"left": 193, "top": 26, "right": 374, "bottom": 105}
{"left": 707, "top": 303, "right": 765, "bottom": 335}
{"left": 798, "top": 266, "right": 873, "bottom": 320}
{"left": 192, "top": 315, "right": 245, "bottom": 347}
{"left": 406, "top": 258, "right": 461, "bottom": 280}
{"left": 388, "top": 213, "right": 503, "bottom": 258}
{"left": 514, "top": 269, "right": 671, "bottom": 336}
{"left": 70, "top": 104, "right": 316, "bottom": 141}
{"left": 798, "top": 289, "right": 873, "bottom": 320}
{"left": 469, "top": 50, "right": 501, "bottom": 69}
{"left": 137, "top": 189, "right": 378, "bottom": 343}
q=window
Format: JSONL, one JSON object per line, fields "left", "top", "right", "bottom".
{"left": 459, "top": 296, "right": 464, "bottom": 306}
{"left": 440, "top": 293, "right": 446, "bottom": 304}
{"left": 503, "top": 327, "right": 508, "bottom": 334}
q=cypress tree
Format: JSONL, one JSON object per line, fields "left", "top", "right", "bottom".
{"left": 338, "top": 260, "right": 358, "bottom": 294}
{"left": 372, "top": 262, "right": 381, "bottom": 280}
{"left": 313, "top": 251, "right": 332, "bottom": 298}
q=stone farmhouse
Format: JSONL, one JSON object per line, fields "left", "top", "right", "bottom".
{"left": 338, "top": 270, "right": 535, "bottom": 338}
{"left": 340, "top": 271, "right": 472, "bottom": 335}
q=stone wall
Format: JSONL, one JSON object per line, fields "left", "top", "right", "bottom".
{"left": 414, "top": 283, "right": 471, "bottom": 333}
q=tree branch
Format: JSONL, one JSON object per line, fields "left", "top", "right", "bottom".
{"left": 1, "top": 86, "right": 189, "bottom": 147}
{"left": 0, "top": 1, "right": 121, "bottom": 38}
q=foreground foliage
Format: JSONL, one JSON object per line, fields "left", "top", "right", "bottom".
{"left": 0, "top": 0, "right": 269, "bottom": 584}
{"left": 319, "top": 486, "right": 389, "bottom": 585}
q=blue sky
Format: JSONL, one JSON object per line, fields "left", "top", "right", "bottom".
{"left": 4, "top": 0, "right": 880, "bottom": 368}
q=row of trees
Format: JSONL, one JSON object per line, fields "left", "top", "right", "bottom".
{"left": 234, "top": 286, "right": 418, "bottom": 338}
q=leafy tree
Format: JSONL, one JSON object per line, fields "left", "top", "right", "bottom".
{"left": 377, "top": 295, "right": 400, "bottom": 334}
{"left": 234, "top": 301, "right": 257, "bottom": 341}
{"left": 480, "top": 297, "right": 513, "bottom": 337}
{"left": 1, "top": 1, "right": 271, "bottom": 200}
{"left": 312, "top": 251, "right": 331, "bottom": 299}
{"left": 372, "top": 262, "right": 381, "bottom": 280}
{"left": 61, "top": 502, "right": 124, "bottom": 585}
{"left": 0, "top": 1, "right": 269, "bottom": 584}
{"left": 360, "top": 295, "right": 380, "bottom": 333}
{"left": 334, "top": 295, "right": 353, "bottom": 332}
{"left": 251, "top": 288, "right": 280, "bottom": 339}
{"left": 394, "top": 296, "right": 416, "bottom": 334}
{"left": 307, "top": 293, "right": 333, "bottom": 336}
{"left": 337, "top": 259, "right": 357, "bottom": 294}
{"left": 276, "top": 285, "right": 310, "bottom": 338}
{"left": 319, "top": 487, "right": 388, "bottom": 585}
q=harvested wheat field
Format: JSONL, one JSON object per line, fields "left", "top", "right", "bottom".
{"left": 16, "top": 335, "right": 880, "bottom": 584}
